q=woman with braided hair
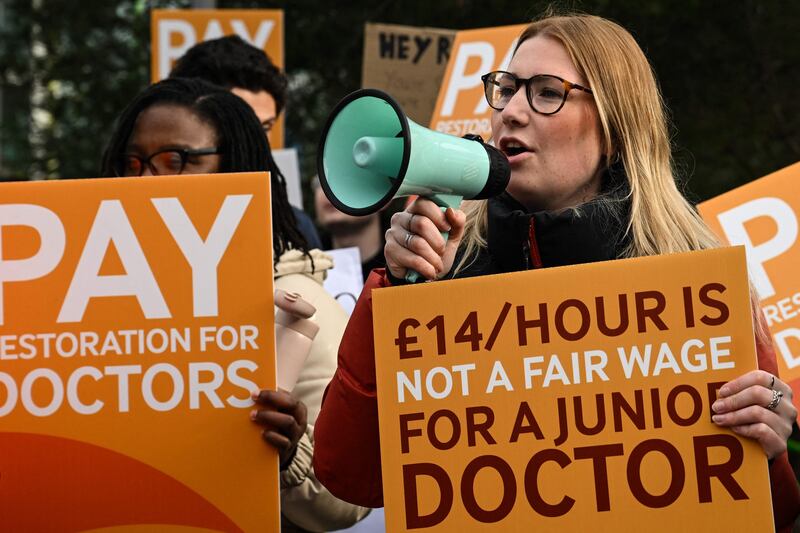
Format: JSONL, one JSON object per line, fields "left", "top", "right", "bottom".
{"left": 101, "top": 76, "right": 306, "bottom": 259}
{"left": 102, "top": 77, "right": 369, "bottom": 532}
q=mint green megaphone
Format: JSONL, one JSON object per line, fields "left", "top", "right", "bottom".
{"left": 317, "top": 89, "right": 510, "bottom": 283}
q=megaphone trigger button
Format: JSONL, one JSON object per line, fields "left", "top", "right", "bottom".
{"left": 461, "top": 133, "right": 485, "bottom": 143}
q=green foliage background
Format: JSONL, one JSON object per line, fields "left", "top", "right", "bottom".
{"left": 1, "top": 0, "right": 798, "bottom": 204}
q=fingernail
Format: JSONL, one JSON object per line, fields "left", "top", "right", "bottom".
{"left": 719, "top": 386, "right": 730, "bottom": 397}
{"left": 251, "top": 390, "right": 260, "bottom": 400}
{"left": 249, "top": 409, "right": 257, "bottom": 421}
{"left": 284, "top": 292, "right": 300, "bottom": 302}
{"left": 711, "top": 415, "right": 722, "bottom": 424}
{"left": 712, "top": 400, "right": 724, "bottom": 412}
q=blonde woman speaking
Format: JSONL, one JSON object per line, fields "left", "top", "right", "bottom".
{"left": 313, "top": 12, "right": 800, "bottom": 530}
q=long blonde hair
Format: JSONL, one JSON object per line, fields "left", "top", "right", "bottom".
{"left": 456, "top": 12, "right": 767, "bottom": 340}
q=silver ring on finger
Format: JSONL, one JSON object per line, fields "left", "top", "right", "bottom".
{"left": 404, "top": 232, "right": 415, "bottom": 249}
{"left": 407, "top": 214, "right": 416, "bottom": 231}
{"left": 766, "top": 389, "right": 783, "bottom": 410}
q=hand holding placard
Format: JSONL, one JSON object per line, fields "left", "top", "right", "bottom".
{"left": 711, "top": 369, "right": 797, "bottom": 459}
{"left": 699, "top": 161, "right": 800, "bottom": 403}
{"left": 251, "top": 388, "right": 308, "bottom": 469}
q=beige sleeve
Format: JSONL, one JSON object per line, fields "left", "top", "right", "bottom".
{"left": 280, "top": 425, "right": 371, "bottom": 532}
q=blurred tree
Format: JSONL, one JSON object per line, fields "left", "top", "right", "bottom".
{"left": 0, "top": 0, "right": 797, "bottom": 203}
{"left": 0, "top": 0, "right": 34, "bottom": 180}
{"left": 0, "top": 0, "right": 186, "bottom": 181}
{"left": 593, "top": 0, "right": 800, "bottom": 200}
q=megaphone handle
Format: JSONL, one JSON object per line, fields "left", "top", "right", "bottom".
{"left": 404, "top": 206, "right": 450, "bottom": 284}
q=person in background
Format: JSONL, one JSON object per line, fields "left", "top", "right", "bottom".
{"left": 312, "top": 12, "right": 800, "bottom": 531}
{"left": 101, "top": 77, "right": 369, "bottom": 532}
{"left": 169, "top": 34, "right": 322, "bottom": 250}
{"left": 312, "top": 176, "right": 387, "bottom": 281}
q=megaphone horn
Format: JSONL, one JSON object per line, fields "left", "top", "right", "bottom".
{"left": 317, "top": 89, "right": 510, "bottom": 282}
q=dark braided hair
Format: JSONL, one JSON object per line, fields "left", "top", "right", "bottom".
{"left": 169, "top": 35, "right": 287, "bottom": 115}
{"left": 100, "top": 77, "right": 308, "bottom": 261}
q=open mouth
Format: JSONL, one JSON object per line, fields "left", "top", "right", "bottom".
{"left": 499, "top": 138, "right": 531, "bottom": 158}
{"left": 505, "top": 146, "right": 527, "bottom": 157}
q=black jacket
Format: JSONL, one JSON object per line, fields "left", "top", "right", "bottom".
{"left": 449, "top": 191, "right": 631, "bottom": 280}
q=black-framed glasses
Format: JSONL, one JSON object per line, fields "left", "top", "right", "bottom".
{"left": 481, "top": 70, "right": 593, "bottom": 115}
{"left": 115, "top": 147, "right": 221, "bottom": 177}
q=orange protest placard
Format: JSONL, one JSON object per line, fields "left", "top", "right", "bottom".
{"left": 151, "top": 9, "right": 285, "bottom": 148}
{"left": 699, "top": 162, "right": 800, "bottom": 401}
{"left": 428, "top": 24, "right": 526, "bottom": 139}
{"left": 373, "top": 247, "right": 772, "bottom": 531}
{"left": 0, "top": 173, "right": 278, "bottom": 532}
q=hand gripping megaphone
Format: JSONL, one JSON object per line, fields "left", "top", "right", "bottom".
{"left": 317, "top": 89, "right": 510, "bottom": 282}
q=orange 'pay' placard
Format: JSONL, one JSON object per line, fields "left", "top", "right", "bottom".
{"left": 151, "top": 9, "right": 285, "bottom": 149}
{"left": 0, "top": 173, "right": 278, "bottom": 532}
{"left": 699, "top": 162, "right": 800, "bottom": 402}
{"left": 428, "top": 24, "right": 526, "bottom": 139}
{"left": 373, "top": 247, "right": 772, "bottom": 531}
